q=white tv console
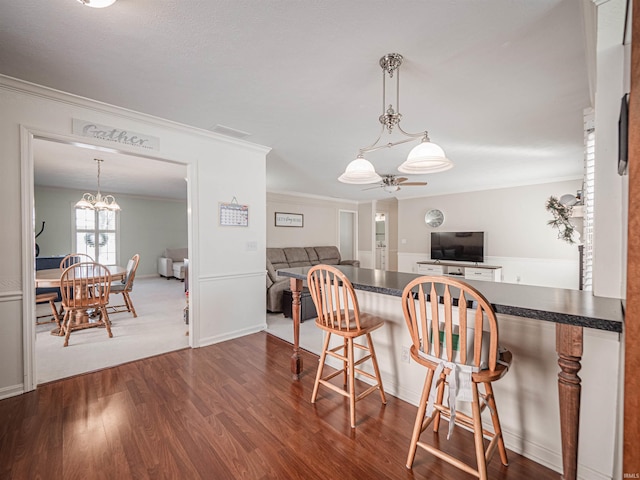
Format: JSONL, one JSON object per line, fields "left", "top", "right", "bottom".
{"left": 416, "top": 261, "right": 502, "bottom": 282}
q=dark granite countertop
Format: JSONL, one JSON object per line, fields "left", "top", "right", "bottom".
{"left": 277, "top": 266, "right": 624, "bottom": 333}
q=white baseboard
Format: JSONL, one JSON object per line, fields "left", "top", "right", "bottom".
{"left": 0, "top": 383, "right": 24, "bottom": 400}
{"left": 199, "top": 323, "right": 267, "bottom": 348}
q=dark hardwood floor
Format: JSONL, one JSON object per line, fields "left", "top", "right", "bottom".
{"left": 0, "top": 332, "right": 559, "bottom": 479}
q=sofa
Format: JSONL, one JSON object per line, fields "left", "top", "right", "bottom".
{"left": 266, "top": 246, "right": 360, "bottom": 312}
{"left": 158, "top": 247, "right": 188, "bottom": 280}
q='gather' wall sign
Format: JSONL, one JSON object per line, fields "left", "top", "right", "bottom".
{"left": 73, "top": 119, "right": 160, "bottom": 151}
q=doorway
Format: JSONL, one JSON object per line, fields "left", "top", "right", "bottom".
{"left": 339, "top": 210, "right": 358, "bottom": 261}
{"left": 23, "top": 129, "right": 194, "bottom": 389}
{"left": 375, "top": 212, "right": 388, "bottom": 270}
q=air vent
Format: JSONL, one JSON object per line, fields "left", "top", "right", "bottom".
{"left": 210, "top": 124, "right": 251, "bottom": 139}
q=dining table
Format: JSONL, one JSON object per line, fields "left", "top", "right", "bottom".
{"left": 36, "top": 264, "right": 127, "bottom": 332}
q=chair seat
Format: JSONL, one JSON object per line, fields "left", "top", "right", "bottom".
{"left": 314, "top": 311, "right": 385, "bottom": 337}
{"left": 36, "top": 292, "right": 58, "bottom": 303}
{"left": 110, "top": 283, "right": 127, "bottom": 293}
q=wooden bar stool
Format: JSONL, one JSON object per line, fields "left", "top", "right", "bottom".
{"left": 307, "top": 264, "right": 386, "bottom": 428}
{"left": 401, "top": 276, "right": 512, "bottom": 479}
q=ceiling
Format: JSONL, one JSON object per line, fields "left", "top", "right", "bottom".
{"left": 1, "top": 1, "right": 595, "bottom": 201}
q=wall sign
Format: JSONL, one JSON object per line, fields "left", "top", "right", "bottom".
{"left": 275, "top": 212, "right": 303, "bottom": 227}
{"left": 73, "top": 119, "right": 160, "bottom": 151}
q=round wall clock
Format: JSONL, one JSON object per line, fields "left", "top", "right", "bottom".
{"left": 425, "top": 209, "right": 444, "bottom": 227}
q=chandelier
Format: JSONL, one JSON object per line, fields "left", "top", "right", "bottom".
{"left": 75, "top": 159, "right": 121, "bottom": 211}
{"left": 76, "top": 0, "right": 117, "bottom": 7}
{"left": 338, "top": 53, "right": 453, "bottom": 184}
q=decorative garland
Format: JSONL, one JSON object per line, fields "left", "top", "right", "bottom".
{"left": 545, "top": 196, "right": 576, "bottom": 244}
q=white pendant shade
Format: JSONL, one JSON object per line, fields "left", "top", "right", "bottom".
{"left": 76, "top": 0, "right": 117, "bottom": 7}
{"left": 75, "top": 198, "right": 94, "bottom": 209}
{"left": 398, "top": 140, "right": 453, "bottom": 174}
{"left": 383, "top": 185, "right": 400, "bottom": 193}
{"left": 338, "top": 157, "right": 382, "bottom": 184}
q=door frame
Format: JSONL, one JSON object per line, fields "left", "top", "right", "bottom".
{"left": 20, "top": 126, "right": 197, "bottom": 391}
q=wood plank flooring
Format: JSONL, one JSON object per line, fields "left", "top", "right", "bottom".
{"left": 0, "top": 332, "right": 560, "bottom": 479}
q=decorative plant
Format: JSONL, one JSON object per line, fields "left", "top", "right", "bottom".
{"left": 546, "top": 196, "right": 575, "bottom": 244}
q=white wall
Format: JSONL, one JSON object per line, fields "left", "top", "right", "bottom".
{"left": 266, "top": 192, "right": 358, "bottom": 251}
{"left": 35, "top": 186, "right": 188, "bottom": 277}
{"left": 397, "top": 180, "right": 584, "bottom": 288}
{"left": 0, "top": 76, "right": 269, "bottom": 398}
{"left": 592, "top": 0, "right": 627, "bottom": 299}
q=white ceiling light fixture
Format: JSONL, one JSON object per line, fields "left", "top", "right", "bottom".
{"left": 75, "top": 158, "right": 121, "bottom": 211}
{"left": 338, "top": 53, "right": 453, "bottom": 184}
{"left": 76, "top": 0, "right": 117, "bottom": 8}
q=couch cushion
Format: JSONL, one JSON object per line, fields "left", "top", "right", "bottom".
{"left": 305, "top": 247, "right": 320, "bottom": 265}
{"left": 267, "top": 248, "right": 290, "bottom": 271}
{"left": 283, "top": 247, "right": 312, "bottom": 267}
{"left": 266, "top": 259, "right": 279, "bottom": 283}
{"left": 314, "top": 246, "right": 341, "bottom": 265}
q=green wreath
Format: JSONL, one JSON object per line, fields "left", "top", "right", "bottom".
{"left": 84, "top": 233, "right": 108, "bottom": 248}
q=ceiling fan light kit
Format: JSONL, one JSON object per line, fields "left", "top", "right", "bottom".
{"left": 338, "top": 53, "right": 453, "bottom": 185}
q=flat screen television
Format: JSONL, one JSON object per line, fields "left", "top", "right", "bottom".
{"left": 431, "top": 231, "right": 484, "bottom": 263}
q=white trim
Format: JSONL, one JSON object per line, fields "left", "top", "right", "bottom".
{"left": 199, "top": 324, "right": 267, "bottom": 348}
{"left": 198, "top": 271, "right": 265, "bottom": 282}
{"left": 1, "top": 75, "right": 271, "bottom": 155}
{"left": 21, "top": 125, "right": 199, "bottom": 389}
{"left": 0, "top": 383, "right": 25, "bottom": 401}
{"left": 20, "top": 126, "right": 36, "bottom": 393}
{"left": 268, "top": 189, "right": 359, "bottom": 204}
{"left": 0, "top": 292, "right": 22, "bottom": 302}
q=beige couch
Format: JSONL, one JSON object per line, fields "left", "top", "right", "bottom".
{"left": 266, "top": 246, "right": 360, "bottom": 312}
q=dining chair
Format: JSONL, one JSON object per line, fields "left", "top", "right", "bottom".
{"left": 59, "top": 262, "right": 113, "bottom": 347}
{"left": 306, "top": 264, "right": 386, "bottom": 428}
{"left": 109, "top": 253, "right": 140, "bottom": 317}
{"left": 401, "top": 276, "right": 512, "bottom": 479}
{"left": 35, "top": 292, "right": 62, "bottom": 329}
{"left": 59, "top": 253, "right": 94, "bottom": 270}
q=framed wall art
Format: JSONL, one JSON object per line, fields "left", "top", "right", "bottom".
{"left": 275, "top": 212, "right": 303, "bottom": 227}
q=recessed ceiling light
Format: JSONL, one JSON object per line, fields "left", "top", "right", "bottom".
{"left": 76, "top": 0, "right": 117, "bottom": 8}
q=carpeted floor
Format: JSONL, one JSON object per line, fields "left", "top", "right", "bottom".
{"left": 36, "top": 276, "right": 189, "bottom": 384}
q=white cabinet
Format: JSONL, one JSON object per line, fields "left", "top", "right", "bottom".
{"left": 416, "top": 263, "right": 444, "bottom": 275}
{"left": 375, "top": 247, "right": 387, "bottom": 270}
{"left": 464, "top": 267, "right": 500, "bottom": 282}
{"left": 416, "top": 261, "right": 502, "bottom": 282}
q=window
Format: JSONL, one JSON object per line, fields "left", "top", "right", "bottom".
{"left": 74, "top": 207, "right": 118, "bottom": 264}
{"left": 582, "top": 109, "right": 595, "bottom": 291}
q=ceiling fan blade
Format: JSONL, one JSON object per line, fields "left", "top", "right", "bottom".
{"left": 400, "top": 182, "right": 428, "bottom": 186}
{"left": 396, "top": 177, "right": 409, "bottom": 183}
{"left": 362, "top": 185, "right": 382, "bottom": 191}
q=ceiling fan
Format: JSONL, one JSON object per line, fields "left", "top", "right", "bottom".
{"left": 363, "top": 174, "right": 427, "bottom": 193}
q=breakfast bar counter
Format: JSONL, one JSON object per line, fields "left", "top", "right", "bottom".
{"left": 277, "top": 265, "right": 624, "bottom": 480}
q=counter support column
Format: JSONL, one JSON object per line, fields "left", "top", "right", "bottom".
{"left": 556, "top": 323, "right": 583, "bottom": 480}
{"left": 290, "top": 278, "right": 303, "bottom": 380}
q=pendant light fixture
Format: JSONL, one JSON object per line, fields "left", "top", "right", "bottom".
{"left": 76, "top": 0, "right": 117, "bottom": 8}
{"left": 338, "top": 53, "right": 453, "bottom": 184}
{"left": 75, "top": 158, "right": 121, "bottom": 211}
